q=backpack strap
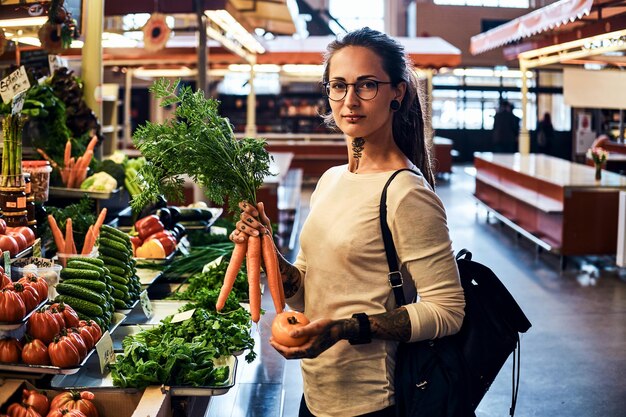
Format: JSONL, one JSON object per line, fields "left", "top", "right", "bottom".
{"left": 379, "top": 168, "right": 421, "bottom": 308}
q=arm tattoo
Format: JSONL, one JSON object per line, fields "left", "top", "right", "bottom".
{"left": 276, "top": 252, "right": 302, "bottom": 298}
{"left": 369, "top": 308, "right": 411, "bottom": 342}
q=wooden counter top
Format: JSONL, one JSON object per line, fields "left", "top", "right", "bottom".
{"left": 474, "top": 152, "right": 626, "bottom": 189}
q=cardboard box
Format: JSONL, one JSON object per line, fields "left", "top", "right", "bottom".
{"left": 0, "top": 379, "right": 171, "bottom": 417}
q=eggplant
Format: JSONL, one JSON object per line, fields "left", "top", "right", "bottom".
{"left": 156, "top": 207, "right": 173, "bottom": 230}
{"left": 178, "top": 207, "right": 213, "bottom": 222}
{"left": 138, "top": 195, "right": 168, "bottom": 219}
{"left": 168, "top": 206, "right": 182, "bottom": 223}
{"left": 173, "top": 223, "right": 187, "bottom": 240}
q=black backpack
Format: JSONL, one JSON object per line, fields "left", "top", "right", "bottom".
{"left": 380, "top": 169, "right": 532, "bottom": 416}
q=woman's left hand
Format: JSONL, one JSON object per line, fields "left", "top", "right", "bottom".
{"left": 270, "top": 318, "right": 343, "bottom": 359}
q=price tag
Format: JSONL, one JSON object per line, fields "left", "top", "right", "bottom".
{"left": 48, "top": 55, "right": 68, "bottom": 75}
{"left": 202, "top": 255, "right": 224, "bottom": 273}
{"left": 95, "top": 331, "right": 115, "bottom": 374}
{"left": 0, "top": 66, "right": 30, "bottom": 104}
{"left": 12, "top": 91, "right": 25, "bottom": 115}
{"left": 3, "top": 251, "right": 10, "bottom": 280}
{"left": 139, "top": 290, "right": 153, "bottom": 319}
{"left": 211, "top": 226, "right": 228, "bottom": 236}
{"left": 171, "top": 308, "right": 196, "bottom": 324}
{"left": 32, "top": 238, "right": 42, "bottom": 258}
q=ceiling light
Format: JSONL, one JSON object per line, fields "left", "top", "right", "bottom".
{"left": 228, "top": 64, "right": 281, "bottom": 73}
{"left": 134, "top": 66, "right": 197, "bottom": 78}
{"left": 205, "top": 10, "right": 265, "bottom": 54}
{"left": 102, "top": 32, "right": 138, "bottom": 48}
{"left": 282, "top": 64, "right": 324, "bottom": 75}
{"left": 0, "top": 16, "right": 48, "bottom": 28}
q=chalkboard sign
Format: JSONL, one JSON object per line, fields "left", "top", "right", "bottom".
{"left": 19, "top": 49, "right": 50, "bottom": 74}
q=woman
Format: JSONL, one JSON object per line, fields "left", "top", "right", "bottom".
{"left": 536, "top": 112, "right": 554, "bottom": 154}
{"left": 232, "top": 28, "right": 465, "bottom": 417}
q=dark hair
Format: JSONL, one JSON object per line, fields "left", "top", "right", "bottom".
{"left": 321, "top": 27, "right": 435, "bottom": 188}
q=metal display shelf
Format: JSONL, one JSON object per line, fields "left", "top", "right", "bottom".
{"left": 49, "top": 186, "right": 122, "bottom": 200}
{"left": 122, "top": 299, "right": 188, "bottom": 326}
{"left": 134, "top": 267, "right": 163, "bottom": 286}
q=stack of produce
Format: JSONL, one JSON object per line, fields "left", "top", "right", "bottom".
{"left": 55, "top": 257, "right": 114, "bottom": 330}
{"left": 9, "top": 389, "right": 100, "bottom": 417}
{"left": 0, "top": 301, "right": 102, "bottom": 368}
{"left": 0, "top": 267, "right": 48, "bottom": 322}
{"left": 97, "top": 225, "right": 142, "bottom": 310}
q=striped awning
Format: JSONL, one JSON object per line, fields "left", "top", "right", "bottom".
{"left": 470, "top": 0, "right": 593, "bottom": 55}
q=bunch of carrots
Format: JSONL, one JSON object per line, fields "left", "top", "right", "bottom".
{"left": 216, "top": 228, "right": 284, "bottom": 323}
{"left": 48, "top": 208, "right": 108, "bottom": 256}
{"left": 37, "top": 136, "right": 98, "bottom": 189}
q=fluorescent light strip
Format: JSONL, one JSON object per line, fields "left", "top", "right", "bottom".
{"left": 0, "top": 16, "right": 48, "bottom": 28}
{"left": 205, "top": 9, "right": 265, "bottom": 54}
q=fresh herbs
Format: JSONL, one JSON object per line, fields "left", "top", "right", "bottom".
{"left": 110, "top": 293, "right": 255, "bottom": 389}
{"left": 131, "top": 79, "right": 272, "bottom": 213}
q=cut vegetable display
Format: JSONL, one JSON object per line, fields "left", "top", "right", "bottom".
{"left": 131, "top": 79, "right": 280, "bottom": 322}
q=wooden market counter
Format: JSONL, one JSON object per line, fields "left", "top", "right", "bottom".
{"left": 474, "top": 153, "right": 626, "bottom": 256}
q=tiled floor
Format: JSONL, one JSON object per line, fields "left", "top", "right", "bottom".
{"left": 206, "top": 166, "right": 626, "bottom": 417}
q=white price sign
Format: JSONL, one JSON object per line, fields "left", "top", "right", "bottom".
{"left": 139, "top": 290, "right": 153, "bottom": 319}
{"left": 3, "top": 251, "right": 10, "bottom": 280}
{"left": 48, "top": 55, "right": 68, "bottom": 75}
{"left": 12, "top": 91, "right": 25, "bottom": 115}
{"left": 95, "top": 331, "right": 115, "bottom": 374}
{"left": 0, "top": 66, "right": 30, "bottom": 104}
{"left": 171, "top": 308, "right": 196, "bottom": 324}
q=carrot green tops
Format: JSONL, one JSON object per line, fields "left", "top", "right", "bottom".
{"left": 288, "top": 166, "right": 465, "bottom": 417}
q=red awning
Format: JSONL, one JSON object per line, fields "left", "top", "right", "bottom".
{"left": 470, "top": 0, "right": 593, "bottom": 55}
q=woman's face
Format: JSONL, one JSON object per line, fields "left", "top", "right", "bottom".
{"left": 326, "top": 46, "right": 405, "bottom": 140}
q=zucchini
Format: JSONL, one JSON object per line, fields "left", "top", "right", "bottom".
{"left": 55, "top": 295, "right": 104, "bottom": 317}
{"left": 69, "top": 256, "right": 105, "bottom": 267}
{"left": 60, "top": 268, "right": 101, "bottom": 281}
{"left": 99, "top": 255, "right": 130, "bottom": 271}
{"left": 60, "top": 279, "right": 107, "bottom": 293}
{"left": 98, "top": 245, "right": 131, "bottom": 261}
{"left": 101, "top": 225, "right": 131, "bottom": 243}
{"left": 56, "top": 283, "right": 107, "bottom": 305}
{"left": 66, "top": 260, "right": 105, "bottom": 276}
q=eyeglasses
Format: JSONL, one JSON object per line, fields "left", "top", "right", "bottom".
{"left": 323, "top": 79, "right": 393, "bottom": 101}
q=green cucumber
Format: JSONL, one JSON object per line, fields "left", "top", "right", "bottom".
{"left": 113, "top": 299, "right": 127, "bottom": 309}
{"left": 68, "top": 257, "right": 104, "bottom": 267}
{"left": 55, "top": 295, "right": 104, "bottom": 317}
{"left": 60, "top": 268, "right": 101, "bottom": 281}
{"left": 111, "top": 288, "right": 126, "bottom": 300}
{"left": 99, "top": 237, "right": 130, "bottom": 254}
{"left": 99, "top": 231, "right": 129, "bottom": 247}
{"left": 98, "top": 245, "right": 131, "bottom": 261}
{"left": 66, "top": 260, "right": 105, "bottom": 276}
{"left": 101, "top": 225, "right": 131, "bottom": 243}
{"left": 106, "top": 265, "right": 128, "bottom": 278}
{"left": 110, "top": 280, "right": 129, "bottom": 293}
{"left": 109, "top": 272, "right": 129, "bottom": 285}
{"left": 59, "top": 279, "right": 107, "bottom": 293}
{"left": 56, "top": 283, "right": 107, "bottom": 305}
{"left": 99, "top": 255, "right": 130, "bottom": 271}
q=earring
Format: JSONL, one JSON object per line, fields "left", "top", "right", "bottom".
{"left": 390, "top": 99, "right": 401, "bottom": 111}
{"left": 352, "top": 137, "right": 365, "bottom": 170}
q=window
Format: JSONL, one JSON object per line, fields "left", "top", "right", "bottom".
{"left": 329, "top": 0, "right": 385, "bottom": 32}
{"left": 434, "top": 0, "right": 529, "bottom": 7}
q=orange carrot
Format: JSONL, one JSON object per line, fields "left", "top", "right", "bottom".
{"left": 86, "top": 136, "right": 98, "bottom": 153}
{"left": 75, "top": 149, "right": 93, "bottom": 187}
{"left": 216, "top": 240, "right": 248, "bottom": 311}
{"left": 246, "top": 235, "right": 262, "bottom": 323}
{"left": 81, "top": 225, "right": 96, "bottom": 255}
{"left": 65, "top": 218, "right": 75, "bottom": 255}
{"left": 47, "top": 215, "right": 65, "bottom": 252}
{"left": 64, "top": 140, "right": 71, "bottom": 169}
{"left": 276, "top": 253, "right": 285, "bottom": 308}
{"left": 261, "top": 232, "right": 283, "bottom": 314}
{"left": 93, "top": 208, "right": 108, "bottom": 239}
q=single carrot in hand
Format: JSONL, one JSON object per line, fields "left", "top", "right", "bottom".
{"left": 65, "top": 218, "right": 75, "bottom": 255}
{"left": 216, "top": 240, "right": 248, "bottom": 311}
{"left": 246, "top": 235, "right": 262, "bottom": 323}
{"left": 261, "top": 231, "right": 283, "bottom": 314}
{"left": 47, "top": 215, "right": 65, "bottom": 251}
{"left": 81, "top": 225, "right": 96, "bottom": 255}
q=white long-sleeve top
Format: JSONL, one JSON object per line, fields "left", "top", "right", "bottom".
{"left": 287, "top": 166, "right": 465, "bottom": 417}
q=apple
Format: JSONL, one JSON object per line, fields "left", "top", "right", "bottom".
{"left": 0, "top": 235, "right": 19, "bottom": 256}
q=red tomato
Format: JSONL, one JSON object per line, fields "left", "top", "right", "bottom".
{"left": 0, "top": 338, "right": 22, "bottom": 363}
{"left": 27, "top": 308, "right": 61, "bottom": 344}
{"left": 0, "top": 272, "right": 10, "bottom": 289}
{"left": 46, "top": 409, "right": 86, "bottom": 417}
{"left": 22, "top": 389, "right": 50, "bottom": 416}
{"left": 18, "top": 274, "right": 48, "bottom": 303}
{"left": 78, "top": 320, "right": 102, "bottom": 342}
{"left": 5, "top": 282, "right": 40, "bottom": 312}
{"left": 48, "top": 336, "right": 81, "bottom": 368}
{"left": 47, "top": 306, "right": 66, "bottom": 330}
{"left": 0, "top": 289, "right": 26, "bottom": 322}
{"left": 0, "top": 218, "right": 6, "bottom": 234}
{"left": 0, "top": 234, "right": 18, "bottom": 256}
{"left": 64, "top": 329, "right": 88, "bottom": 360}
{"left": 12, "top": 226, "right": 36, "bottom": 246}
{"left": 49, "top": 391, "right": 97, "bottom": 417}
{"left": 271, "top": 311, "right": 310, "bottom": 347}
{"left": 74, "top": 326, "right": 94, "bottom": 350}
{"left": 7, "top": 403, "right": 41, "bottom": 417}
{"left": 9, "top": 232, "right": 28, "bottom": 251}
{"left": 50, "top": 302, "right": 79, "bottom": 328}
{"left": 21, "top": 338, "right": 50, "bottom": 366}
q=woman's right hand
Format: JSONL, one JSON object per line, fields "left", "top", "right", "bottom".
{"left": 229, "top": 201, "right": 272, "bottom": 243}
